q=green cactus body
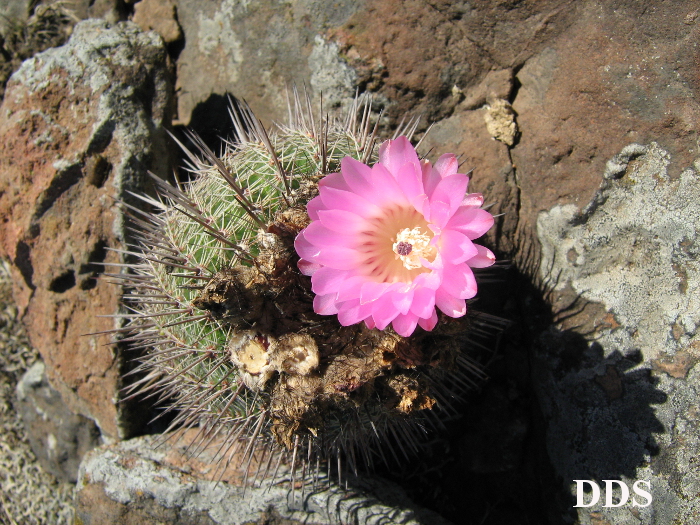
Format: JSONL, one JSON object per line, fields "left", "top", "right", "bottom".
{"left": 113, "top": 95, "right": 499, "bottom": 481}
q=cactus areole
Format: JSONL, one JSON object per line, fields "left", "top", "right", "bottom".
{"left": 111, "top": 95, "right": 500, "bottom": 480}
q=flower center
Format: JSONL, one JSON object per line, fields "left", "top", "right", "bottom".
{"left": 357, "top": 206, "right": 437, "bottom": 283}
{"left": 393, "top": 227, "right": 433, "bottom": 270}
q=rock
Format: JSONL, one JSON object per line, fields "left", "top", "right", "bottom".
{"left": 173, "top": 0, "right": 363, "bottom": 126}
{"left": 331, "top": 0, "right": 578, "bottom": 125}
{"left": 535, "top": 143, "right": 700, "bottom": 524}
{"left": 75, "top": 429, "right": 454, "bottom": 525}
{"left": 16, "top": 361, "right": 101, "bottom": 483}
{"left": 132, "top": 0, "right": 183, "bottom": 44}
{"left": 170, "top": 0, "right": 600, "bottom": 154}
{"left": 458, "top": 69, "right": 514, "bottom": 111}
{"left": 509, "top": 1, "right": 700, "bottom": 262}
{"left": 419, "top": 5, "right": 699, "bottom": 517}
{"left": 308, "top": 34, "right": 358, "bottom": 110}
{"left": 0, "top": 19, "right": 172, "bottom": 439}
{"left": 411, "top": 2, "right": 700, "bottom": 268}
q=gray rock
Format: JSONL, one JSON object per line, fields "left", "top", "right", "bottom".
{"left": 76, "top": 430, "right": 454, "bottom": 525}
{"left": 536, "top": 143, "right": 700, "bottom": 524}
{"left": 16, "top": 362, "right": 101, "bottom": 483}
{"left": 174, "top": 0, "right": 362, "bottom": 126}
{"left": 308, "top": 34, "right": 357, "bottom": 110}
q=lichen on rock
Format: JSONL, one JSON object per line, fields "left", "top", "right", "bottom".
{"left": 536, "top": 142, "right": 700, "bottom": 524}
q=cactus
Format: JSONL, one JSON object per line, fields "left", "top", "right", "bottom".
{"left": 108, "top": 93, "right": 503, "bottom": 483}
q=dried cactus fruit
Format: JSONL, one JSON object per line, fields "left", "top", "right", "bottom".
{"left": 107, "top": 93, "right": 505, "bottom": 483}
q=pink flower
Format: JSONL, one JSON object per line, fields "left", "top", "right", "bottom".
{"left": 294, "top": 137, "right": 495, "bottom": 337}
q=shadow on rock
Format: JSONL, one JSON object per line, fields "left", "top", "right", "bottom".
{"left": 535, "top": 330, "right": 667, "bottom": 484}
{"left": 172, "top": 92, "right": 239, "bottom": 158}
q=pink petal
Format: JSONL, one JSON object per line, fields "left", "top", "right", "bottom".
{"left": 433, "top": 154, "right": 459, "bottom": 179}
{"left": 439, "top": 230, "right": 479, "bottom": 265}
{"left": 446, "top": 207, "right": 494, "bottom": 239}
{"left": 315, "top": 247, "right": 363, "bottom": 269}
{"left": 335, "top": 275, "right": 366, "bottom": 302}
{"left": 411, "top": 193, "right": 430, "bottom": 219}
{"left": 371, "top": 163, "right": 409, "bottom": 206}
{"left": 378, "top": 136, "right": 421, "bottom": 176}
{"left": 430, "top": 174, "right": 468, "bottom": 218}
{"left": 420, "top": 252, "right": 443, "bottom": 273}
{"left": 409, "top": 286, "right": 436, "bottom": 318}
{"left": 319, "top": 186, "right": 381, "bottom": 217}
{"left": 297, "top": 259, "right": 321, "bottom": 276}
{"left": 391, "top": 289, "right": 415, "bottom": 315}
{"left": 435, "top": 288, "right": 467, "bottom": 318}
{"left": 462, "top": 193, "right": 484, "bottom": 208}
{"left": 396, "top": 162, "right": 426, "bottom": 209}
{"left": 371, "top": 294, "right": 401, "bottom": 330}
{"left": 392, "top": 312, "right": 419, "bottom": 337}
{"left": 421, "top": 160, "right": 441, "bottom": 197}
{"left": 468, "top": 245, "right": 496, "bottom": 268}
{"left": 303, "top": 221, "right": 357, "bottom": 248}
{"left": 441, "top": 263, "right": 477, "bottom": 299}
{"left": 318, "top": 209, "right": 367, "bottom": 233}
{"left": 313, "top": 293, "right": 339, "bottom": 315}
{"left": 360, "top": 281, "right": 392, "bottom": 305}
{"left": 295, "top": 230, "right": 360, "bottom": 269}
{"left": 340, "top": 157, "right": 377, "bottom": 202}
{"left": 307, "top": 245, "right": 362, "bottom": 270}
{"left": 306, "top": 196, "right": 325, "bottom": 221}
{"left": 413, "top": 271, "right": 441, "bottom": 290}
{"left": 417, "top": 310, "right": 438, "bottom": 331}
{"left": 428, "top": 200, "right": 451, "bottom": 229}
{"left": 294, "top": 231, "right": 319, "bottom": 261}
{"left": 319, "top": 171, "right": 351, "bottom": 192}
{"left": 365, "top": 317, "right": 376, "bottom": 329}
{"left": 337, "top": 299, "right": 372, "bottom": 326}
{"left": 311, "top": 267, "right": 348, "bottom": 295}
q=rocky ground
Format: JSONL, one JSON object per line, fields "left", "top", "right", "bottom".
{"left": 0, "top": 1, "right": 698, "bottom": 524}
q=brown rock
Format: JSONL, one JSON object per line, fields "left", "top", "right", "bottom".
{"left": 0, "top": 20, "right": 172, "bottom": 439}
{"left": 511, "top": 2, "right": 700, "bottom": 263}
{"left": 336, "top": 1, "right": 700, "bottom": 271}
{"left": 333, "top": 0, "right": 578, "bottom": 124}
{"left": 652, "top": 343, "right": 700, "bottom": 380}
{"left": 458, "top": 69, "right": 514, "bottom": 111}
{"left": 133, "top": 0, "right": 182, "bottom": 44}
